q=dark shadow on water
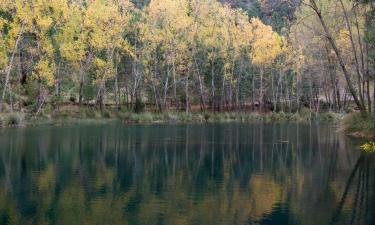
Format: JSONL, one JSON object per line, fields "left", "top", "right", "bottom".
{"left": 330, "top": 154, "right": 375, "bottom": 225}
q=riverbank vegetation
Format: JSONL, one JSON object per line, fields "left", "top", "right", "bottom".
{"left": 342, "top": 113, "right": 375, "bottom": 138}
{"left": 0, "top": 106, "right": 344, "bottom": 128}
{"left": 0, "top": 0, "right": 374, "bottom": 132}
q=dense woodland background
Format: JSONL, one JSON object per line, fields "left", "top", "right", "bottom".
{"left": 0, "top": 0, "right": 374, "bottom": 115}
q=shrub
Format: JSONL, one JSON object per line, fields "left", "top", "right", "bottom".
{"left": 135, "top": 112, "right": 154, "bottom": 123}
{"left": 361, "top": 142, "right": 375, "bottom": 153}
{"left": 203, "top": 113, "right": 210, "bottom": 121}
{"left": 101, "top": 109, "right": 111, "bottom": 118}
{"left": 4, "top": 113, "right": 25, "bottom": 127}
{"left": 163, "top": 112, "right": 178, "bottom": 122}
{"left": 179, "top": 112, "right": 193, "bottom": 122}
{"left": 342, "top": 113, "right": 375, "bottom": 133}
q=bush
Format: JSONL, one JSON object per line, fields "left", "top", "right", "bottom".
{"left": 343, "top": 113, "right": 375, "bottom": 133}
{"left": 131, "top": 112, "right": 154, "bottom": 123}
{"left": 178, "top": 112, "right": 193, "bottom": 122}
{"left": 203, "top": 113, "right": 210, "bottom": 121}
{"left": 318, "top": 112, "right": 344, "bottom": 122}
{"left": 163, "top": 112, "right": 178, "bottom": 122}
{"left": 2, "top": 113, "right": 25, "bottom": 127}
{"left": 101, "top": 109, "right": 112, "bottom": 118}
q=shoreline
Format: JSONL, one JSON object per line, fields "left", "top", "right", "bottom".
{"left": 1, "top": 110, "right": 374, "bottom": 140}
{"left": 0, "top": 110, "right": 344, "bottom": 126}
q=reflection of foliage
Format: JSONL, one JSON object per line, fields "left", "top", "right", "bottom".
{"left": 0, "top": 123, "right": 372, "bottom": 225}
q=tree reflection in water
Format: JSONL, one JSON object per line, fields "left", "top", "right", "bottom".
{"left": 0, "top": 123, "right": 373, "bottom": 225}
{"left": 330, "top": 153, "right": 375, "bottom": 225}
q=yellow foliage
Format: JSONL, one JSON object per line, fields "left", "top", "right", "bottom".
{"left": 361, "top": 142, "right": 375, "bottom": 153}
{"left": 250, "top": 18, "right": 283, "bottom": 66}
{"left": 336, "top": 28, "right": 351, "bottom": 55}
{"left": 31, "top": 59, "right": 56, "bottom": 86}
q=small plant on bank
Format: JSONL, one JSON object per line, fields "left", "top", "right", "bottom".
{"left": 361, "top": 142, "right": 375, "bottom": 153}
{"left": 343, "top": 113, "right": 375, "bottom": 134}
{"left": 3, "top": 113, "right": 25, "bottom": 127}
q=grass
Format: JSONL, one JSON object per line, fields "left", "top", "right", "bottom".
{"left": 342, "top": 113, "right": 375, "bottom": 139}
{"left": 0, "top": 105, "right": 346, "bottom": 128}
{"left": 0, "top": 113, "right": 25, "bottom": 127}
{"left": 116, "top": 111, "right": 343, "bottom": 124}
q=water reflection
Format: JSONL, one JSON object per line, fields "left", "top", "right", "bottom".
{"left": 0, "top": 123, "right": 373, "bottom": 225}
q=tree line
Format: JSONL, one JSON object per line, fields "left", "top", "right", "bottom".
{"left": 0, "top": 0, "right": 374, "bottom": 114}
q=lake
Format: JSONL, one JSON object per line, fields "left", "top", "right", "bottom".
{"left": 0, "top": 122, "right": 373, "bottom": 225}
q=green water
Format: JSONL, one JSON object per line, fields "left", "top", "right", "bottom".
{"left": 0, "top": 122, "right": 373, "bottom": 225}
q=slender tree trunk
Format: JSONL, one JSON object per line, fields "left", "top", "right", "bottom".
{"left": 309, "top": 75, "right": 313, "bottom": 119}
{"left": 36, "top": 78, "right": 45, "bottom": 113}
{"left": 152, "top": 53, "right": 161, "bottom": 112}
{"left": 252, "top": 73, "right": 255, "bottom": 111}
{"left": 286, "top": 79, "right": 291, "bottom": 113}
{"left": 211, "top": 53, "right": 215, "bottom": 112}
{"left": 115, "top": 54, "right": 120, "bottom": 112}
{"left": 221, "top": 74, "right": 226, "bottom": 112}
{"left": 281, "top": 75, "right": 284, "bottom": 112}
{"left": 185, "top": 76, "right": 189, "bottom": 113}
{"left": 172, "top": 48, "right": 178, "bottom": 110}
{"left": 237, "top": 58, "right": 243, "bottom": 112}
{"left": 20, "top": 49, "right": 28, "bottom": 86}
{"left": 259, "top": 66, "right": 264, "bottom": 113}
{"left": 98, "top": 85, "right": 103, "bottom": 112}
{"left": 163, "top": 76, "right": 169, "bottom": 110}
{"left": 79, "top": 62, "right": 85, "bottom": 106}
{"left": 56, "top": 62, "right": 61, "bottom": 112}
{"left": 80, "top": 57, "right": 94, "bottom": 104}
{"left": 271, "top": 69, "right": 275, "bottom": 112}
{"left": 365, "top": 43, "right": 372, "bottom": 113}
{"left": 309, "top": 0, "right": 365, "bottom": 112}
{"left": 339, "top": 0, "right": 365, "bottom": 107}
{"left": 0, "top": 25, "right": 23, "bottom": 112}
{"left": 197, "top": 73, "right": 205, "bottom": 111}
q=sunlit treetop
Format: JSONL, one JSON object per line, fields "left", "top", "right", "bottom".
{"left": 250, "top": 18, "right": 283, "bottom": 66}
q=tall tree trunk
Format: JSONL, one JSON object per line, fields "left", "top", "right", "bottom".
{"left": 211, "top": 54, "right": 215, "bottom": 112}
{"left": 20, "top": 48, "right": 28, "bottom": 85}
{"left": 152, "top": 53, "right": 162, "bottom": 112}
{"left": 172, "top": 48, "right": 178, "bottom": 110}
{"left": 197, "top": 73, "right": 205, "bottom": 111}
{"left": 309, "top": 0, "right": 365, "bottom": 112}
{"left": 185, "top": 76, "right": 189, "bottom": 113}
{"left": 221, "top": 75, "right": 225, "bottom": 112}
{"left": 115, "top": 54, "right": 120, "bottom": 112}
{"left": 56, "top": 62, "right": 61, "bottom": 112}
{"left": 364, "top": 43, "right": 372, "bottom": 113}
{"left": 79, "top": 62, "right": 85, "bottom": 106}
{"left": 259, "top": 66, "right": 264, "bottom": 113}
{"left": 271, "top": 68, "right": 275, "bottom": 112}
{"left": 252, "top": 73, "right": 255, "bottom": 111}
{"left": 339, "top": 0, "right": 365, "bottom": 108}
{"left": 0, "top": 25, "right": 23, "bottom": 112}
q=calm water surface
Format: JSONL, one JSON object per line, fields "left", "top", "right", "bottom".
{"left": 0, "top": 122, "right": 374, "bottom": 225}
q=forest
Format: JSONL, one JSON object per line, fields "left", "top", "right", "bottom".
{"left": 0, "top": 0, "right": 374, "bottom": 118}
{"left": 2, "top": 2, "right": 375, "bottom": 223}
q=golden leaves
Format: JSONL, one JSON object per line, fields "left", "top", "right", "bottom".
{"left": 250, "top": 18, "right": 283, "bottom": 66}
{"left": 32, "top": 59, "right": 56, "bottom": 87}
